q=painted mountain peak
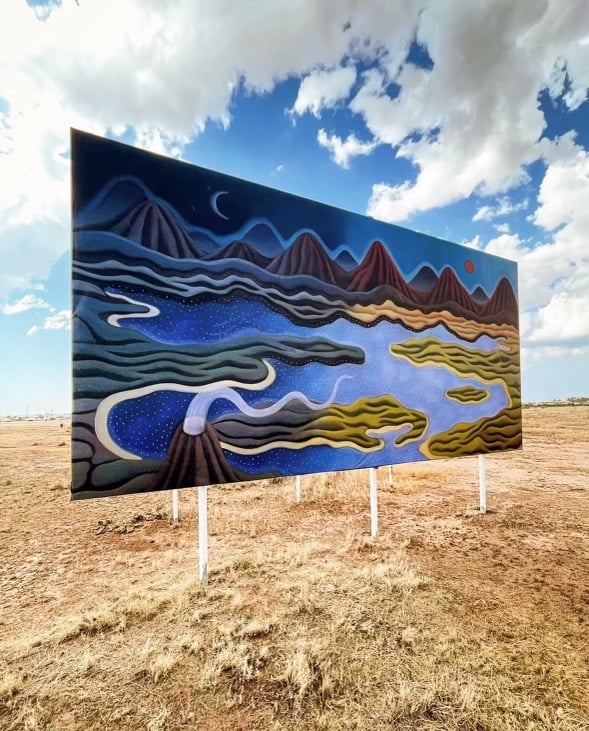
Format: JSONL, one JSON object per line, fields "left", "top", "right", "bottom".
{"left": 335, "top": 250, "right": 358, "bottom": 271}
{"left": 241, "top": 222, "right": 284, "bottom": 258}
{"left": 429, "top": 266, "right": 477, "bottom": 311}
{"left": 347, "top": 240, "right": 414, "bottom": 297}
{"left": 268, "top": 231, "right": 347, "bottom": 286}
{"left": 487, "top": 277, "right": 518, "bottom": 315}
{"left": 206, "top": 240, "right": 271, "bottom": 267}
{"left": 74, "top": 175, "right": 150, "bottom": 229}
{"left": 110, "top": 199, "right": 200, "bottom": 259}
{"left": 471, "top": 285, "right": 490, "bottom": 303}
{"left": 410, "top": 265, "right": 439, "bottom": 292}
{"left": 156, "top": 423, "right": 246, "bottom": 490}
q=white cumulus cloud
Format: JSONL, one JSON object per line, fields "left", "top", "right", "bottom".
{"left": 1, "top": 0, "right": 588, "bottom": 368}
{"left": 524, "top": 293, "right": 589, "bottom": 346}
{"left": 317, "top": 129, "right": 377, "bottom": 168}
{"left": 461, "top": 234, "right": 484, "bottom": 251}
{"left": 27, "top": 309, "right": 72, "bottom": 335}
{"left": 291, "top": 65, "right": 357, "bottom": 117}
{"left": 2, "top": 294, "right": 54, "bottom": 315}
{"left": 473, "top": 136, "right": 589, "bottom": 352}
{"left": 363, "top": 1, "right": 589, "bottom": 223}
{"left": 533, "top": 147, "right": 589, "bottom": 232}
{"left": 485, "top": 233, "right": 528, "bottom": 262}
{"left": 473, "top": 197, "right": 529, "bottom": 222}
{"left": 0, "top": 0, "right": 373, "bottom": 295}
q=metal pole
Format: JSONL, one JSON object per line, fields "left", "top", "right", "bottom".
{"left": 198, "top": 485, "right": 209, "bottom": 585}
{"left": 172, "top": 489, "right": 179, "bottom": 524}
{"left": 388, "top": 465, "right": 393, "bottom": 487}
{"left": 295, "top": 475, "right": 302, "bottom": 504}
{"left": 370, "top": 468, "right": 378, "bottom": 538}
{"left": 479, "top": 454, "right": 487, "bottom": 515}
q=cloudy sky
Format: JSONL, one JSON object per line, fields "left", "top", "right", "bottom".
{"left": 1, "top": 0, "right": 588, "bottom": 414}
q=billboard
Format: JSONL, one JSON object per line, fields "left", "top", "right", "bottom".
{"left": 71, "top": 130, "right": 521, "bottom": 499}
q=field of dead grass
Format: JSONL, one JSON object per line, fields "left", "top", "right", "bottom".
{"left": 0, "top": 406, "right": 588, "bottom": 730}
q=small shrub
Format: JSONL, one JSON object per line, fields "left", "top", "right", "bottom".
{"left": 280, "top": 643, "right": 338, "bottom": 701}
{"left": 0, "top": 671, "right": 23, "bottom": 701}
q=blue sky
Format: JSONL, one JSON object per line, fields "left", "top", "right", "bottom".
{"left": 1, "top": 0, "right": 588, "bottom": 414}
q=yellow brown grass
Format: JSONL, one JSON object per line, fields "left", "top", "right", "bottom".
{"left": 0, "top": 409, "right": 588, "bottom": 730}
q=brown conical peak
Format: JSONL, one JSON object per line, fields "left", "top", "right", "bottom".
{"left": 347, "top": 240, "right": 413, "bottom": 297}
{"left": 268, "top": 232, "right": 344, "bottom": 286}
{"left": 482, "top": 277, "right": 518, "bottom": 321}
{"left": 427, "top": 266, "right": 474, "bottom": 310}
{"left": 156, "top": 422, "right": 241, "bottom": 490}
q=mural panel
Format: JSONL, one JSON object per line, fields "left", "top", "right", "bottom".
{"left": 71, "top": 130, "right": 521, "bottom": 499}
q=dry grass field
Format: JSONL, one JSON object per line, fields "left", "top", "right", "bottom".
{"left": 0, "top": 406, "right": 588, "bottom": 730}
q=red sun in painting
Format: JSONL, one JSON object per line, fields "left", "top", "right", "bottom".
{"left": 465, "top": 260, "right": 476, "bottom": 274}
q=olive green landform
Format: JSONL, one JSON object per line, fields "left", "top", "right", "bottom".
{"left": 215, "top": 395, "right": 428, "bottom": 453}
{"left": 391, "top": 337, "right": 521, "bottom": 457}
{"left": 446, "top": 386, "right": 490, "bottom": 405}
{"left": 312, "top": 395, "right": 428, "bottom": 450}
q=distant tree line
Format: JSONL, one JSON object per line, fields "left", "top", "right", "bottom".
{"left": 523, "top": 396, "right": 589, "bottom": 408}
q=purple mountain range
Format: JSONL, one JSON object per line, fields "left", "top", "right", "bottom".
{"left": 98, "top": 199, "right": 517, "bottom": 326}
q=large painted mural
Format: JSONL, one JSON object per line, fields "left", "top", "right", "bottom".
{"left": 71, "top": 130, "right": 521, "bottom": 499}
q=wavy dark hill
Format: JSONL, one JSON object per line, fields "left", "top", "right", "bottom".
{"left": 410, "top": 265, "right": 438, "bottom": 292}
{"left": 347, "top": 241, "right": 414, "bottom": 298}
{"left": 427, "top": 266, "right": 475, "bottom": 311}
{"left": 268, "top": 232, "right": 348, "bottom": 288}
{"left": 156, "top": 423, "right": 243, "bottom": 489}
{"left": 482, "top": 277, "right": 518, "bottom": 319}
{"left": 206, "top": 240, "right": 271, "bottom": 268}
{"left": 242, "top": 223, "right": 284, "bottom": 258}
{"left": 110, "top": 200, "right": 200, "bottom": 259}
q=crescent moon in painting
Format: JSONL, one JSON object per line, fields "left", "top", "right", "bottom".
{"left": 210, "top": 191, "right": 229, "bottom": 220}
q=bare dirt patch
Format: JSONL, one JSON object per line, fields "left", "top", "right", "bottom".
{"left": 0, "top": 407, "right": 588, "bottom": 730}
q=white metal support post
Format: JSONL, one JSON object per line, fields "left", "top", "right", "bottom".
{"left": 388, "top": 465, "right": 393, "bottom": 487}
{"left": 172, "top": 488, "right": 179, "bottom": 523}
{"left": 295, "top": 475, "right": 302, "bottom": 504}
{"left": 370, "top": 468, "right": 378, "bottom": 538}
{"left": 198, "top": 485, "right": 209, "bottom": 585}
{"left": 479, "top": 454, "right": 487, "bottom": 515}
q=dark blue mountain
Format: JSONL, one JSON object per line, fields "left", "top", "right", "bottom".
{"left": 471, "top": 285, "right": 490, "bottom": 303}
{"left": 335, "top": 250, "right": 358, "bottom": 270}
{"left": 241, "top": 223, "right": 284, "bottom": 258}
{"left": 189, "top": 230, "right": 219, "bottom": 255}
{"left": 205, "top": 240, "right": 272, "bottom": 268}
{"left": 75, "top": 177, "right": 150, "bottom": 229}
{"left": 409, "top": 265, "right": 438, "bottom": 292}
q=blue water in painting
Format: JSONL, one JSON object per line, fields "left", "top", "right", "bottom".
{"left": 107, "top": 287, "right": 508, "bottom": 476}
